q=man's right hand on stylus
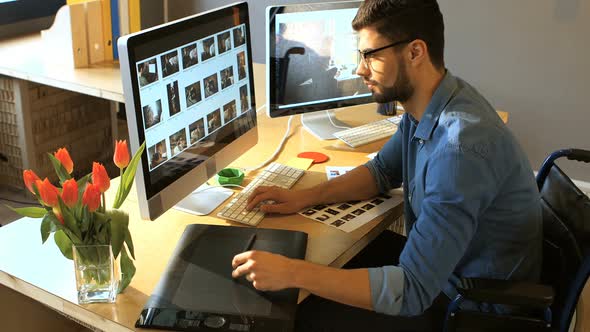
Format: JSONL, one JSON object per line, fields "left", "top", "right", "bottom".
{"left": 246, "top": 186, "right": 314, "bottom": 214}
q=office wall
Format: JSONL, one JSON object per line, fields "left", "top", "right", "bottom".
{"left": 141, "top": 0, "right": 165, "bottom": 29}
{"left": 168, "top": 0, "right": 590, "bottom": 183}
{"left": 439, "top": 0, "right": 590, "bottom": 183}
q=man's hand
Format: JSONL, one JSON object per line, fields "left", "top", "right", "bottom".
{"left": 232, "top": 250, "right": 296, "bottom": 291}
{"left": 232, "top": 250, "right": 374, "bottom": 311}
{"left": 246, "top": 186, "right": 314, "bottom": 214}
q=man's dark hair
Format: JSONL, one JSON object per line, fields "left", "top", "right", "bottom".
{"left": 352, "top": 0, "right": 445, "bottom": 69}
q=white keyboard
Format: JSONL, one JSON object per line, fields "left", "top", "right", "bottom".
{"left": 333, "top": 115, "right": 402, "bottom": 148}
{"left": 217, "top": 162, "right": 305, "bottom": 226}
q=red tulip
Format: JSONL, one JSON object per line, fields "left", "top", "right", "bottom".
{"left": 61, "top": 179, "right": 78, "bottom": 208}
{"left": 36, "top": 178, "right": 59, "bottom": 207}
{"left": 82, "top": 183, "right": 101, "bottom": 212}
{"left": 92, "top": 162, "right": 110, "bottom": 193}
{"left": 54, "top": 148, "right": 74, "bottom": 174}
{"left": 23, "top": 169, "right": 40, "bottom": 194}
{"left": 113, "top": 140, "right": 130, "bottom": 169}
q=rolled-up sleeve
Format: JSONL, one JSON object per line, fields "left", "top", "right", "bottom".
{"left": 368, "top": 266, "right": 405, "bottom": 315}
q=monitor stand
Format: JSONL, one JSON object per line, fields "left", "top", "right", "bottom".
{"left": 301, "top": 110, "right": 349, "bottom": 140}
{"left": 174, "top": 183, "right": 234, "bottom": 216}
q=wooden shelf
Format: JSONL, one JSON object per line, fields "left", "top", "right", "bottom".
{"left": 0, "top": 34, "right": 124, "bottom": 103}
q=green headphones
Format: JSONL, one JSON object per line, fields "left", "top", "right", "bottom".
{"left": 216, "top": 168, "right": 245, "bottom": 186}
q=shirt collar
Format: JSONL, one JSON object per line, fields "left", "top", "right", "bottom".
{"left": 413, "top": 70, "right": 458, "bottom": 140}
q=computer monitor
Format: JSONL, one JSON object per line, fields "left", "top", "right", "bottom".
{"left": 266, "top": 1, "right": 373, "bottom": 140}
{"left": 119, "top": 2, "right": 257, "bottom": 220}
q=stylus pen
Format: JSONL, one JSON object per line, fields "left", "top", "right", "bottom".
{"left": 243, "top": 233, "right": 256, "bottom": 252}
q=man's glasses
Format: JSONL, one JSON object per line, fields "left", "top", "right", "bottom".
{"left": 358, "top": 39, "right": 414, "bottom": 68}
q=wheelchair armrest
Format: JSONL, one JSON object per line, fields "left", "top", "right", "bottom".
{"left": 457, "top": 278, "right": 554, "bottom": 308}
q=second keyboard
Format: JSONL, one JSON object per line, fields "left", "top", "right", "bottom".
{"left": 333, "top": 116, "right": 401, "bottom": 148}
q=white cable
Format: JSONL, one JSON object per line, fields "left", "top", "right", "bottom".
{"left": 326, "top": 110, "right": 351, "bottom": 129}
{"left": 243, "top": 115, "right": 295, "bottom": 172}
{"left": 256, "top": 104, "right": 266, "bottom": 114}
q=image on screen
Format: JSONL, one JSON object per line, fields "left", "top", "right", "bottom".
{"left": 201, "top": 37, "right": 216, "bottom": 61}
{"left": 181, "top": 43, "right": 198, "bottom": 69}
{"left": 134, "top": 23, "right": 253, "bottom": 172}
{"left": 137, "top": 59, "right": 159, "bottom": 88}
{"left": 271, "top": 7, "right": 370, "bottom": 109}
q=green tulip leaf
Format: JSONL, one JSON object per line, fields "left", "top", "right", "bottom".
{"left": 58, "top": 197, "right": 82, "bottom": 241}
{"left": 47, "top": 153, "right": 72, "bottom": 184}
{"left": 40, "top": 214, "right": 58, "bottom": 243}
{"left": 93, "top": 211, "right": 109, "bottom": 228}
{"left": 118, "top": 246, "right": 136, "bottom": 293}
{"left": 113, "top": 142, "right": 145, "bottom": 209}
{"left": 76, "top": 173, "right": 91, "bottom": 192}
{"left": 31, "top": 183, "right": 40, "bottom": 197}
{"left": 97, "top": 222, "right": 108, "bottom": 244}
{"left": 78, "top": 207, "right": 93, "bottom": 242}
{"left": 6, "top": 205, "right": 47, "bottom": 218}
{"left": 54, "top": 230, "right": 73, "bottom": 260}
{"left": 75, "top": 174, "right": 91, "bottom": 215}
{"left": 124, "top": 228, "right": 135, "bottom": 260}
{"left": 107, "top": 210, "right": 128, "bottom": 259}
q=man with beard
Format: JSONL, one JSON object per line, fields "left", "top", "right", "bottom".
{"left": 232, "top": 1, "right": 541, "bottom": 331}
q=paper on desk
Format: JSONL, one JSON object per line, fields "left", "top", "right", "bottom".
{"left": 298, "top": 191, "right": 399, "bottom": 233}
{"left": 286, "top": 157, "right": 314, "bottom": 170}
{"left": 325, "top": 166, "right": 354, "bottom": 180}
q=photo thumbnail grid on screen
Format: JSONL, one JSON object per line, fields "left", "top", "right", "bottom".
{"left": 134, "top": 23, "right": 252, "bottom": 171}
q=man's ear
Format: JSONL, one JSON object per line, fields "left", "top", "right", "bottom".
{"left": 408, "top": 39, "right": 428, "bottom": 65}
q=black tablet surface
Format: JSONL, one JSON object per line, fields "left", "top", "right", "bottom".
{"left": 135, "top": 224, "right": 308, "bottom": 332}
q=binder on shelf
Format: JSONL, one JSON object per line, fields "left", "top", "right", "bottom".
{"left": 59, "top": 0, "right": 149, "bottom": 63}
{"left": 128, "top": 0, "right": 141, "bottom": 33}
{"left": 110, "top": 0, "right": 121, "bottom": 59}
{"left": 118, "top": 0, "right": 130, "bottom": 36}
{"left": 101, "top": 0, "right": 114, "bottom": 61}
{"left": 68, "top": 3, "right": 89, "bottom": 68}
{"left": 85, "top": 0, "right": 105, "bottom": 63}
{"left": 65, "top": 0, "right": 112, "bottom": 63}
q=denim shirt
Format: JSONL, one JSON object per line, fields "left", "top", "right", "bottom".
{"left": 364, "top": 71, "right": 542, "bottom": 316}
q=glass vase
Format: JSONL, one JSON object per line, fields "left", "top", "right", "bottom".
{"left": 72, "top": 244, "right": 118, "bottom": 304}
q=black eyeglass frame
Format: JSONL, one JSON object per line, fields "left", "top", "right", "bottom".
{"left": 358, "top": 39, "right": 414, "bottom": 66}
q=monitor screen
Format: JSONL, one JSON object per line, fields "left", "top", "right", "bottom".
{"left": 119, "top": 2, "right": 257, "bottom": 220}
{"left": 266, "top": 1, "right": 372, "bottom": 118}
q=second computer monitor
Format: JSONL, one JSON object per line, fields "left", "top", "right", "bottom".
{"left": 266, "top": 1, "right": 373, "bottom": 139}
{"left": 119, "top": 2, "right": 257, "bottom": 220}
